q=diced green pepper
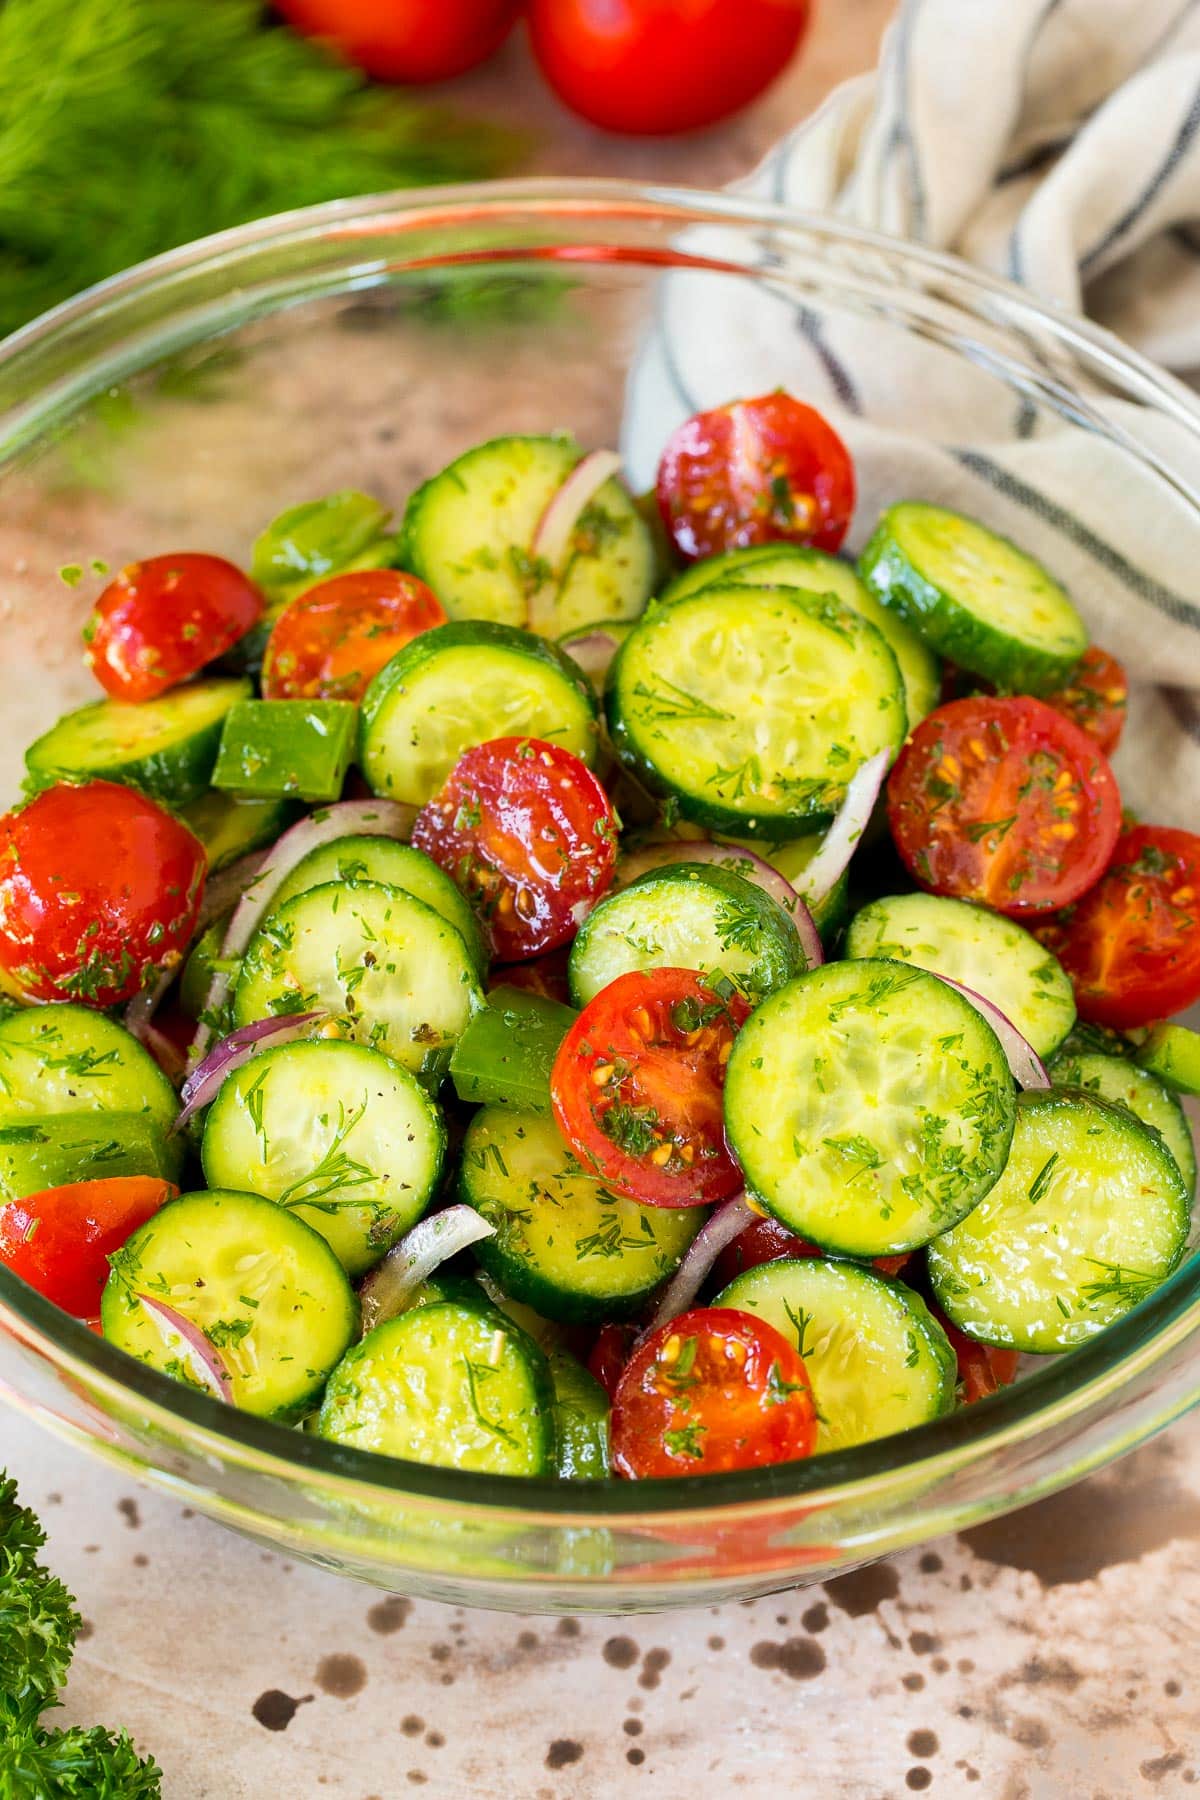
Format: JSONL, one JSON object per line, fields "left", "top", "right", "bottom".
{"left": 1136, "top": 1023, "right": 1200, "bottom": 1097}
{"left": 212, "top": 699, "right": 357, "bottom": 802}
{"left": 179, "top": 791, "right": 299, "bottom": 871}
{"left": 0, "top": 1111, "right": 176, "bottom": 1200}
{"left": 449, "top": 985, "right": 577, "bottom": 1112}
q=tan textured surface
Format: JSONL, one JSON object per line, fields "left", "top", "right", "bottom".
{"left": 8, "top": 7, "right": 1200, "bottom": 1796}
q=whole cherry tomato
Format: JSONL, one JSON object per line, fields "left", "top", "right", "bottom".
{"left": 262, "top": 569, "right": 446, "bottom": 703}
{"left": 611, "top": 1306, "right": 816, "bottom": 1478}
{"left": 656, "top": 392, "right": 854, "bottom": 562}
{"left": 84, "top": 553, "right": 263, "bottom": 703}
{"left": 0, "top": 781, "right": 206, "bottom": 1007}
{"left": 274, "top": 0, "right": 521, "bottom": 81}
{"left": 527, "top": 0, "right": 811, "bottom": 136}
{"left": 0, "top": 1176, "right": 176, "bottom": 1318}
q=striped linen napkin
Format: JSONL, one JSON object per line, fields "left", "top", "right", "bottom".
{"left": 623, "top": 0, "right": 1200, "bottom": 824}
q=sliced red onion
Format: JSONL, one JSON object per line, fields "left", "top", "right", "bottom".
{"left": 137, "top": 1295, "right": 232, "bottom": 1403}
{"left": 560, "top": 627, "right": 625, "bottom": 682}
{"left": 528, "top": 449, "right": 622, "bottom": 632}
{"left": 934, "top": 976, "right": 1051, "bottom": 1090}
{"left": 359, "top": 1205, "right": 496, "bottom": 1335}
{"left": 616, "top": 840, "right": 823, "bottom": 969}
{"left": 792, "top": 748, "right": 892, "bottom": 906}
{"left": 646, "top": 1194, "right": 755, "bottom": 1334}
{"left": 189, "top": 799, "right": 415, "bottom": 1063}
{"left": 173, "top": 1012, "right": 324, "bottom": 1132}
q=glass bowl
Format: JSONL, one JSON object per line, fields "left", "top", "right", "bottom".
{"left": 2, "top": 180, "right": 1199, "bottom": 1614}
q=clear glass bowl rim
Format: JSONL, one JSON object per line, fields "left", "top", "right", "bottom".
{"left": 2, "top": 175, "right": 1199, "bottom": 1524}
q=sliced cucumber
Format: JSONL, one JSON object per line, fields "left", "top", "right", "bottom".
{"left": 0, "top": 1005, "right": 179, "bottom": 1146}
{"left": 360, "top": 620, "right": 598, "bottom": 808}
{"left": 725, "top": 960, "right": 1016, "bottom": 1256}
{"left": 233, "top": 880, "right": 482, "bottom": 1087}
{"left": 715, "top": 1257, "right": 956, "bottom": 1452}
{"left": 458, "top": 1107, "right": 703, "bottom": 1323}
{"left": 179, "top": 917, "right": 232, "bottom": 1023}
{"left": 845, "top": 892, "right": 1076, "bottom": 1060}
{"left": 399, "top": 435, "right": 655, "bottom": 637}
{"left": 317, "top": 1300, "right": 555, "bottom": 1474}
{"left": 449, "top": 986, "right": 577, "bottom": 1112}
{"left": 929, "top": 1089, "right": 1190, "bottom": 1352}
{"left": 608, "top": 584, "right": 906, "bottom": 838}
{"left": 1048, "top": 1049, "right": 1196, "bottom": 1197}
{"left": 569, "top": 862, "right": 809, "bottom": 1008}
{"left": 660, "top": 544, "right": 941, "bottom": 729}
{"left": 268, "top": 835, "right": 485, "bottom": 974}
{"left": 0, "top": 1110, "right": 175, "bottom": 1201}
{"left": 101, "top": 1188, "right": 358, "bottom": 1419}
{"left": 1137, "top": 1023, "right": 1200, "bottom": 1097}
{"left": 201, "top": 1039, "right": 445, "bottom": 1276}
{"left": 858, "top": 502, "right": 1087, "bottom": 695}
{"left": 549, "top": 1349, "right": 611, "bottom": 1478}
{"left": 24, "top": 678, "right": 251, "bottom": 808}
{"left": 213, "top": 698, "right": 357, "bottom": 803}
{"left": 179, "top": 791, "right": 298, "bottom": 872}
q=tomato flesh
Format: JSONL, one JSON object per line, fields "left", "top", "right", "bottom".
{"left": 411, "top": 737, "right": 617, "bottom": 961}
{"left": 262, "top": 569, "right": 446, "bottom": 703}
{"left": 528, "top": 0, "right": 810, "bottom": 136}
{"left": 84, "top": 553, "right": 263, "bottom": 702}
{"left": 0, "top": 1176, "right": 176, "bottom": 1317}
{"left": 1041, "top": 645, "right": 1128, "bottom": 757}
{"left": 611, "top": 1306, "right": 816, "bottom": 1478}
{"left": 551, "top": 968, "right": 748, "bottom": 1208}
{"left": 273, "top": 0, "right": 520, "bottom": 81}
{"left": 1035, "top": 825, "right": 1200, "bottom": 1029}
{"left": 587, "top": 1320, "right": 639, "bottom": 1403}
{"left": 712, "top": 1214, "right": 910, "bottom": 1288}
{"left": 930, "top": 1306, "right": 1020, "bottom": 1404}
{"left": 887, "top": 696, "right": 1122, "bottom": 916}
{"left": 656, "top": 391, "right": 854, "bottom": 562}
{"left": 0, "top": 781, "right": 206, "bottom": 1007}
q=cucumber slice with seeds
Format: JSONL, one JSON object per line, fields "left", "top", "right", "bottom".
{"left": 845, "top": 892, "right": 1076, "bottom": 1060}
{"left": 568, "top": 861, "right": 809, "bottom": 1008}
{"left": 1047, "top": 1049, "right": 1196, "bottom": 1197}
{"left": 25, "top": 678, "right": 251, "bottom": 807}
{"left": 715, "top": 1257, "right": 956, "bottom": 1452}
{"left": 858, "top": 502, "right": 1087, "bottom": 695}
{"left": 0, "top": 1004, "right": 178, "bottom": 1145}
{"left": 458, "top": 1107, "right": 704, "bottom": 1323}
{"left": 660, "top": 544, "right": 940, "bottom": 729}
{"left": 724, "top": 960, "right": 1017, "bottom": 1256}
{"left": 360, "top": 620, "right": 597, "bottom": 808}
{"left": 608, "top": 584, "right": 906, "bottom": 838}
{"left": 928, "top": 1089, "right": 1190, "bottom": 1353}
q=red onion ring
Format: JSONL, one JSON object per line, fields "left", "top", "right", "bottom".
{"left": 528, "top": 449, "right": 622, "bottom": 632}
{"left": 934, "top": 976, "right": 1051, "bottom": 1090}
{"left": 359, "top": 1205, "right": 496, "bottom": 1335}
{"left": 792, "top": 748, "right": 891, "bottom": 907}
{"left": 188, "top": 799, "right": 415, "bottom": 1063}
{"left": 560, "top": 627, "right": 625, "bottom": 682}
{"left": 616, "top": 841, "right": 823, "bottom": 969}
{"left": 137, "top": 1295, "right": 232, "bottom": 1403}
{"left": 646, "top": 1194, "right": 755, "bottom": 1334}
{"left": 173, "top": 1012, "right": 325, "bottom": 1133}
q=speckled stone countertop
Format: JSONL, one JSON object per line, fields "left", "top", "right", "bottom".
{"left": 7, "top": 7, "right": 1200, "bottom": 1795}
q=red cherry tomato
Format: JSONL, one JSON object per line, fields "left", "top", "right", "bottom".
{"left": 527, "top": 0, "right": 810, "bottom": 136}
{"left": 273, "top": 0, "right": 520, "bottom": 81}
{"left": 887, "top": 696, "right": 1122, "bottom": 917}
{"left": 0, "top": 781, "right": 206, "bottom": 1007}
{"left": 0, "top": 1176, "right": 177, "bottom": 1317}
{"left": 711, "top": 1214, "right": 911, "bottom": 1288}
{"left": 261, "top": 569, "right": 446, "bottom": 703}
{"left": 1034, "top": 825, "right": 1200, "bottom": 1030}
{"left": 411, "top": 737, "right": 617, "bottom": 961}
{"left": 551, "top": 968, "right": 748, "bottom": 1209}
{"left": 1040, "top": 645, "right": 1129, "bottom": 758}
{"left": 84, "top": 553, "right": 263, "bottom": 703}
{"left": 611, "top": 1306, "right": 816, "bottom": 1478}
{"left": 930, "top": 1306, "right": 1020, "bottom": 1405}
{"left": 656, "top": 392, "right": 854, "bottom": 562}
{"left": 587, "top": 1320, "right": 639, "bottom": 1403}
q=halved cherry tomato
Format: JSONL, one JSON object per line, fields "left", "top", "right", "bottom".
{"left": 274, "top": 0, "right": 520, "bottom": 82}
{"left": 1034, "top": 825, "right": 1200, "bottom": 1029}
{"left": 887, "top": 696, "right": 1122, "bottom": 917}
{"left": 930, "top": 1306, "right": 1020, "bottom": 1405}
{"left": 488, "top": 946, "right": 573, "bottom": 1007}
{"left": 711, "top": 1214, "right": 911, "bottom": 1288}
{"left": 1040, "top": 645, "right": 1129, "bottom": 758}
{"left": 0, "top": 781, "right": 206, "bottom": 1007}
{"left": 587, "top": 1320, "right": 639, "bottom": 1403}
{"left": 261, "top": 569, "right": 446, "bottom": 703}
{"left": 528, "top": 0, "right": 811, "bottom": 137}
{"left": 411, "top": 737, "right": 618, "bottom": 961}
{"left": 656, "top": 392, "right": 854, "bottom": 562}
{"left": 611, "top": 1306, "right": 816, "bottom": 1478}
{"left": 0, "top": 1176, "right": 177, "bottom": 1317}
{"left": 84, "top": 553, "right": 263, "bottom": 703}
{"left": 551, "top": 968, "right": 748, "bottom": 1208}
